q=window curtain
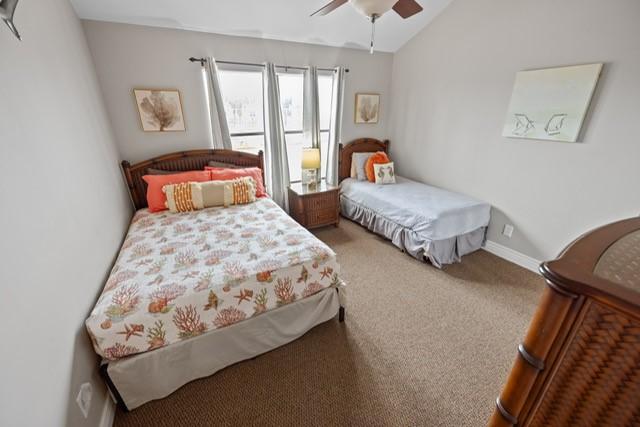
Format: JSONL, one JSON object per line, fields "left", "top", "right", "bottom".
{"left": 263, "top": 63, "right": 290, "bottom": 210}
{"left": 326, "top": 67, "right": 346, "bottom": 186}
{"left": 303, "top": 66, "right": 321, "bottom": 149}
{"left": 204, "top": 57, "right": 233, "bottom": 150}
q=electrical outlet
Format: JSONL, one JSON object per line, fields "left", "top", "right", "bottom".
{"left": 76, "top": 382, "right": 93, "bottom": 419}
{"left": 502, "top": 224, "right": 514, "bottom": 238}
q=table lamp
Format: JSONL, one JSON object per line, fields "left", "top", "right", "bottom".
{"left": 301, "top": 148, "right": 321, "bottom": 188}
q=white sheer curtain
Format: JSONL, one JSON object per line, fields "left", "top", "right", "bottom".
{"left": 263, "top": 63, "right": 290, "bottom": 210}
{"left": 326, "top": 67, "right": 346, "bottom": 186}
{"left": 303, "top": 66, "right": 321, "bottom": 150}
{"left": 204, "top": 57, "right": 232, "bottom": 150}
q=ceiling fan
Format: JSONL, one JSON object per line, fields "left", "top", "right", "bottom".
{"left": 311, "top": 0, "right": 423, "bottom": 53}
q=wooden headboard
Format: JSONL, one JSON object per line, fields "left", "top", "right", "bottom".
{"left": 122, "top": 149, "right": 264, "bottom": 210}
{"left": 338, "top": 138, "right": 390, "bottom": 182}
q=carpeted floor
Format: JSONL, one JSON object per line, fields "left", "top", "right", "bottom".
{"left": 114, "top": 219, "right": 544, "bottom": 427}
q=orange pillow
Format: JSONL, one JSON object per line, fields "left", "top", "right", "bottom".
{"left": 142, "top": 171, "right": 212, "bottom": 212}
{"left": 365, "top": 152, "right": 390, "bottom": 182}
{"left": 205, "top": 167, "right": 267, "bottom": 198}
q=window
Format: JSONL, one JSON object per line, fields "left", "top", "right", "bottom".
{"left": 217, "top": 66, "right": 334, "bottom": 182}
{"left": 277, "top": 70, "right": 334, "bottom": 182}
{"left": 217, "top": 69, "right": 265, "bottom": 155}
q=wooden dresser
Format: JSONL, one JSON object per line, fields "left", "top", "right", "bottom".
{"left": 288, "top": 181, "right": 340, "bottom": 229}
{"left": 490, "top": 217, "right": 640, "bottom": 427}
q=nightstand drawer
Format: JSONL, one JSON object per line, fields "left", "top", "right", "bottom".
{"left": 304, "top": 191, "right": 338, "bottom": 211}
{"left": 307, "top": 207, "right": 339, "bottom": 227}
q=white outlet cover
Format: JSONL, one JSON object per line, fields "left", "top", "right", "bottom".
{"left": 503, "top": 224, "right": 515, "bottom": 238}
{"left": 76, "top": 382, "right": 93, "bottom": 419}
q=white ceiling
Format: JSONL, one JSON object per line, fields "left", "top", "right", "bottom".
{"left": 70, "top": 0, "right": 452, "bottom": 53}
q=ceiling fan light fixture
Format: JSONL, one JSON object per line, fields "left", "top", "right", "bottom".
{"left": 349, "top": 0, "right": 398, "bottom": 18}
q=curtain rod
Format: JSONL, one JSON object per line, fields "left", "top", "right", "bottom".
{"left": 189, "top": 57, "right": 349, "bottom": 73}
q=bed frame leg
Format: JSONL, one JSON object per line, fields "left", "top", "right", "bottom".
{"left": 338, "top": 306, "right": 345, "bottom": 322}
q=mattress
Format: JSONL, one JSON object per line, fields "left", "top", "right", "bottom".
{"left": 86, "top": 198, "right": 341, "bottom": 360}
{"left": 340, "top": 176, "right": 490, "bottom": 266}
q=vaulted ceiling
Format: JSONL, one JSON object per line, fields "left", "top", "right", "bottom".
{"left": 70, "top": 0, "right": 452, "bottom": 52}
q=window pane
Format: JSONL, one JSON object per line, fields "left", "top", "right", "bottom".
{"left": 277, "top": 73, "right": 304, "bottom": 132}
{"left": 218, "top": 70, "right": 264, "bottom": 134}
{"left": 230, "top": 134, "right": 265, "bottom": 155}
{"left": 318, "top": 74, "right": 334, "bottom": 130}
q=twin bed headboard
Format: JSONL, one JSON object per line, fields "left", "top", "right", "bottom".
{"left": 338, "top": 138, "right": 389, "bottom": 182}
{"left": 121, "top": 149, "right": 264, "bottom": 210}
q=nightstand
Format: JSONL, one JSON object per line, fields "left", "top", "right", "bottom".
{"left": 288, "top": 180, "right": 340, "bottom": 229}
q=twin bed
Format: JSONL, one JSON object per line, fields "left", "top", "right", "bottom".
{"left": 86, "top": 150, "right": 345, "bottom": 410}
{"left": 338, "top": 139, "right": 491, "bottom": 268}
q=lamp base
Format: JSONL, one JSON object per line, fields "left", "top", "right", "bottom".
{"left": 302, "top": 169, "right": 319, "bottom": 188}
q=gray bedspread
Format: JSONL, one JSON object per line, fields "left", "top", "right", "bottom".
{"left": 340, "top": 177, "right": 491, "bottom": 267}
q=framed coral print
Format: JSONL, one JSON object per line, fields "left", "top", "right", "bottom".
{"left": 355, "top": 93, "right": 380, "bottom": 124}
{"left": 133, "top": 89, "right": 186, "bottom": 132}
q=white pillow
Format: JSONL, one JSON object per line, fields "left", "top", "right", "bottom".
{"left": 352, "top": 152, "right": 373, "bottom": 181}
{"left": 373, "top": 162, "right": 396, "bottom": 185}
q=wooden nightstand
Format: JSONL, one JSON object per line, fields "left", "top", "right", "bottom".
{"left": 288, "top": 180, "right": 340, "bottom": 229}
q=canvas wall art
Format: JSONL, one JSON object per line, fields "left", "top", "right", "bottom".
{"left": 355, "top": 93, "right": 380, "bottom": 124}
{"left": 503, "top": 63, "right": 602, "bottom": 142}
{"left": 134, "top": 89, "right": 186, "bottom": 132}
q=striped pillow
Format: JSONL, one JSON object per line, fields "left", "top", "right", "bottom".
{"left": 163, "top": 177, "right": 256, "bottom": 213}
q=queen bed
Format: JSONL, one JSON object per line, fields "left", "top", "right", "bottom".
{"left": 339, "top": 139, "right": 491, "bottom": 268}
{"left": 87, "top": 149, "right": 345, "bottom": 410}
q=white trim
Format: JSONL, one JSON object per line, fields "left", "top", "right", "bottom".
{"left": 483, "top": 240, "right": 541, "bottom": 274}
{"left": 99, "top": 396, "right": 116, "bottom": 427}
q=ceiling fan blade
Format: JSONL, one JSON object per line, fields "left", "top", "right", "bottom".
{"left": 393, "top": 0, "right": 423, "bottom": 18}
{"left": 310, "top": 0, "right": 348, "bottom": 17}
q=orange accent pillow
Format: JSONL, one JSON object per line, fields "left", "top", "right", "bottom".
{"left": 205, "top": 167, "right": 267, "bottom": 198}
{"left": 365, "top": 152, "right": 390, "bottom": 182}
{"left": 142, "top": 171, "right": 212, "bottom": 212}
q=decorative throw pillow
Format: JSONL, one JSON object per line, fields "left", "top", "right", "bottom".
{"left": 205, "top": 166, "right": 267, "bottom": 198}
{"left": 373, "top": 162, "right": 396, "bottom": 185}
{"left": 365, "top": 151, "right": 390, "bottom": 182}
{"left": 350, "top": 159, "right": 357, "bottom": 178}
{"left": 352, "top": 152, "right": 373, "bottom": 181}
{"left": 164, "top": 177, "right": 257, "bottom": 213}
{"left": 163, "top": 182, "right": 199, "bottom": 212}
{"left": 142, "top": 170, "right": 212, "bottom": 212}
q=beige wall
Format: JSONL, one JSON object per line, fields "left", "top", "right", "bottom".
{"left": 0, "top": 0, "right": 131, "bottom": 426}
{"left": 82, "top": 20, "right": 394, "bottom": 163}
{"left": 389, "top": 0, "right": 640, "bottom": 261}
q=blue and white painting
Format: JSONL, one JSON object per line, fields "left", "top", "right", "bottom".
{"left": 503, "top": 63, "right": 603, "bottom": 142}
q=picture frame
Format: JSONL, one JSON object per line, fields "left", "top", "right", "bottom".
{"left": 502, "top": 63, "right": 603, "bottom": 142}
{"left": 133, "top": 89, "right": 186, "bottom": 132}
{"left": 355, "top": 93, "right": 380, "bottom": 124}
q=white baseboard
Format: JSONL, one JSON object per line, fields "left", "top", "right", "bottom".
{"left": 99, "top": 396, "right": 116, "bottom": 427}
{"left": 483, "top": 240, "right": 541, "bottom": 274}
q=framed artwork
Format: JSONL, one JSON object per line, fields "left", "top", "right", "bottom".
{"left": 503, "top": 63, "right": 603, "bottom": 142}
{"left": 355, "top": 93, "right": 380, "bottom": 124}
{"left": 133, "top": 89, "right": 186, "bottom": 132}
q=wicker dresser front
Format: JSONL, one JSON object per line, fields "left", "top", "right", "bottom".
{"left": 489, "top": 218, "right": 640, "bottom": 427}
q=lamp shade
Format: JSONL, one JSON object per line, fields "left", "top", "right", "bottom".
{"left": 350, "top": 0, "right": 397, "bottom": 17}
{"left": 301, "top": 148, "right": 321, "bottom": 169}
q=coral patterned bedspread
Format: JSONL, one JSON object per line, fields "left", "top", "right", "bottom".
{"left": 85, "top": 198, "right": 341, "bottom": 360}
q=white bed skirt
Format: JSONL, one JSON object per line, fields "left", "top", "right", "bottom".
{"left": 340, "top": 196, "right": 486, "bottom": 267}
{"left": 104, "top": 288, "right": 341, "bottom": 409}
